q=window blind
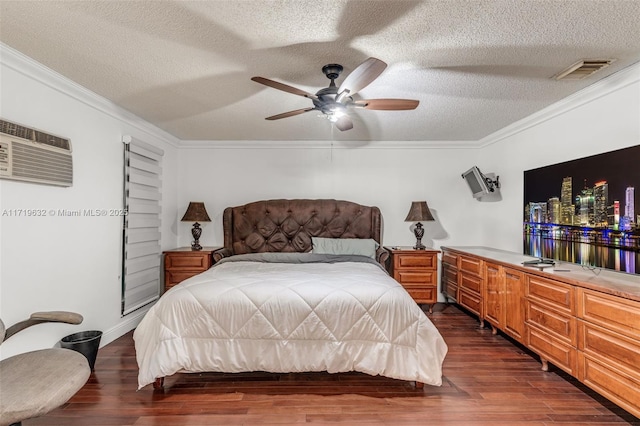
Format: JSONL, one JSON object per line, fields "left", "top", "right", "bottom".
{"left": 122, "top": 135, "right": 164, "bottom": 315}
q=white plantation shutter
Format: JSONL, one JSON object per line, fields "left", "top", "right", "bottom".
{"left": 122, "top": 135, "right": 163, "bottom": 315}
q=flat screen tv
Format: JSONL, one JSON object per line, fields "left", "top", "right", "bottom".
{"left": 523, "top": 145, "right": 640, "bottom": 276}
{"left": 462, "top": 166, "right": 498, "bottom": 199}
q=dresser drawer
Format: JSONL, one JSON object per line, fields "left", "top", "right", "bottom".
{"left": 526, "top": 301, "right": 576, "bottom": 345}
{"left": 395, "top": 253, "right": 437, "bottom": 269}
{"left": 442, "top": 251, "right": 458, "bottom": 267}
{"left": 442, "top": 264, "right": 458, "bottom": 301}
{"left": 442, "top": 263, "right": 457, "bottom": 280}
{"left": 579, "top": 289, "right": 640, "bottom": 339}
{"left": 459, "top": 255, "right": 482, "bottom": 275}
{"left": 578, "top": 353, "right": 640, "bottom": 418}
{"left": 459, "top": 289, "right": 482, "bottom": 317}
{"left": 526, "top": 275, "right": 575, "bottom": 315}
{"left": 396, "top": 270, "right": 436, "bottom": 285}
{"left": 444, "top": 281, "right": 458, "bottom": 301}
{"left": 527, "top": 325, "right": 576, "bottom": 374}
{"left": 459, "top": 272, "right": 482, "bottom": 294}
{"left": 578, "top": 321, "right": 640, "bottom": 378}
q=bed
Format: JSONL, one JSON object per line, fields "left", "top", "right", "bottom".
{"left": 134, "top": 199, "right": 447, "bottom": 390}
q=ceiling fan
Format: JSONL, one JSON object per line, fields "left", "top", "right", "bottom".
{"left": 251, "top": 57, "right": 419, "bottom": 131}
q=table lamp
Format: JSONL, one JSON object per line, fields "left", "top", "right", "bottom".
{"left": 404, "top": 201, "right": 435, "bottom": 250}
{"left": 181, "top": 202, "right": 211, "bottom": 250}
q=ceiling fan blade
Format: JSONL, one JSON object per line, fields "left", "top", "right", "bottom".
{"left": 353, "top": 99, "right": 419, "bottom": 110}
{"left": 265, "top": 108, "right": 315, "bottom": 120}
{"left": 251, "top": 77, "right": 318, "bottom": 100}
{"left": 337, "top": 57, "right": 387, "bottom": 99}
{"left": 334, "top": 115, "right": 353, "bottom": 131}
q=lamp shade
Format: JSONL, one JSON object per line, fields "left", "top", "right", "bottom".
{"left": 404, "top": 201, "right": 435, "bottom": 222}
{"left": 181, "top": 202, "right": 211, "bottom": 222}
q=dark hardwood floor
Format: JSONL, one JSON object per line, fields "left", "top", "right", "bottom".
{"left": 26, "top": 304, "right": 639, "bottom": 425}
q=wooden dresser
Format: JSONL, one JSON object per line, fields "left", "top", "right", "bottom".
{"left": 386, "top": 247, "right": 439, "bottom": 312}
{"left": 163, "top": 247, "right": 219, "bottom": 292}
{"left": 440, "top": 246, "right": 640, "bottom": 418}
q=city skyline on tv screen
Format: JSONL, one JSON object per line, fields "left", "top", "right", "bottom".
{"left": 524, "top": 145, "right": 639, "bottom": 229}
{"left": 523, "top": 144, "right": 639, "bottom": 275}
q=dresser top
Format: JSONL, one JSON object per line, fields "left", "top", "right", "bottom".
{"left": 385, "top": 246, "right": 440, "bottom": 253}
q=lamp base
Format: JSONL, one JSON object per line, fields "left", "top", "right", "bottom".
{"left": 413, "top": 222, "right": 426, "bottom": 250}
{"left": 191, "top": 222, "right": 203, "bottom": 251}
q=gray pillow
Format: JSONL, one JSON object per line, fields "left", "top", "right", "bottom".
{"left": 311, "top": 237, "right": 378, "bottom": 259}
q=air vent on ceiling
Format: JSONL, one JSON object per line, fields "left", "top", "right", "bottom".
{"left": 554, "top": 59, "right": 614, "bottom": 81}
{"left": 0, "top": 118, "right": 73, "bottom": 187}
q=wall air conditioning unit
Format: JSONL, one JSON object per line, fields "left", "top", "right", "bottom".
{"left": 0, "top": 118, "right": 73, "bottom": 187}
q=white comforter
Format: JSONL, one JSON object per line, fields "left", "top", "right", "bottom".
{"left": 134, "top": 254, "right": 448, "bottom": 389}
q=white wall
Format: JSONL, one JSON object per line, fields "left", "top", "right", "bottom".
{"left": 176, "top": 143, "right": 484, "bottom": 251}
{"left": 0, "top": 47, "right": 180, "bottom": 358}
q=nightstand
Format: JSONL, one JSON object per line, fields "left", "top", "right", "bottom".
{"left": 163, "top": 247, "right": 220, "bottom": 292}
{"left": 386, "top": 246, "right": 440, "bottom": 313}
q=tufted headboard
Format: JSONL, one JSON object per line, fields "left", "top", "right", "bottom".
{"left": 212, "top": 199, "right": 388, "bottom": 265}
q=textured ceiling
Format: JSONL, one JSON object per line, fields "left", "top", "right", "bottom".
{"left": 1, "top": 0, "right": 639, "bottom": 142}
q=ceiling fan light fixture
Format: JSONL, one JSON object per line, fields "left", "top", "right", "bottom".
{"left": 323, "top": 103, "right": 347, "bottom": 122}
{"left": 252, "top": 57, "right": 418, "bottom": 131}
{"left": 326, "top": 110, "right": 345, "bottom": 123}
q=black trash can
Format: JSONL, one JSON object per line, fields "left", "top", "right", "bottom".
{"left": 60, "top": 330, "right": 102, "bottom": 371}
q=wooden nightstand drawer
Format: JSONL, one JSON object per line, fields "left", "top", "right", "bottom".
{"left": 386, "top": 247, "right": 440, "bottom": 311}
{"left": 165, "top": 271, "right": 202, "bottom": 288}
{"left": 403, "top": 285, "right": 437, "bottom": 304}
{"left": 165, "top": 254, "right": 212, "bottom": 269}
{"left": 396, "top": 270, "right": 436, "bottom": 285}
{"left": 395, "top": 253, "right": 437, "bottom": 269}
{"left": 163, "top": 247, "right": 220, "bottom": 292}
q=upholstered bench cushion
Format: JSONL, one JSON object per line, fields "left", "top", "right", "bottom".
{"left": 0, "top": 348, "right": 90, "bottom": 424}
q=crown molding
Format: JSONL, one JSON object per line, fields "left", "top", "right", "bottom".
{"left": 0, "top": 43, "right": 180, "bottom": 148}
{"left": 178, "top": 139, "right": 476, "bottom": 149}
{"left": 478, "top": 61, "right": 640, "bottom": 147}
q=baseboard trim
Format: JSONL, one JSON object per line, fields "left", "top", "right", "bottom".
{"left": 99, "top": 305, "right": 152, "bottom": 347}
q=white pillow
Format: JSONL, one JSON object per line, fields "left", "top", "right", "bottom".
{"left": 311, "top": 237, "right": 378, "bottom": 259}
